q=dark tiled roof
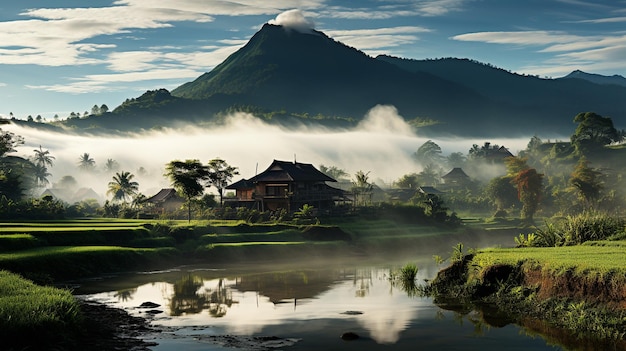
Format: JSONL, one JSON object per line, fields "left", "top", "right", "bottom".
{"left": 442, "top": 167, "right": 469, "bottom": 179}
{"left": 146, "top": 188, "right": 181, "bottom": 203}
{"left": 418, "top": 186, "right": 445, "bottom": 195}
{"left": 226, "top": 179, "right": 255, "bottom": 190}
{"left": 249, "top": 160, "right": 336, "bottom": 183}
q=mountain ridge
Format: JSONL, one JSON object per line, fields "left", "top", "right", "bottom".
{"left": 54, "top": 23, "right": 625, "bottom": 138}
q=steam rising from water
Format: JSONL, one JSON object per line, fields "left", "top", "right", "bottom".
{"left": 8, "top": 105, "right": 533, "bottom": 201}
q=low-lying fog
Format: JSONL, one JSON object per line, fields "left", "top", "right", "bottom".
{"left": 8, "top": 105, "right": 548, "bottom": 201}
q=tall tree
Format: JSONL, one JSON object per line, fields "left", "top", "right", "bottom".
{"left": 569, "top": 157, "right": 603, "bottom": 207}
{"left": 91, "top": 105, "right": 101, "bottom": 115}
{"left": 107, "top": 171, "right": 139, "bottom": 204}
{"left": 0, "top": 128, "right": 24, "bottom": 157}
{"left": 104, "top": 158, "right": 120, "bottom": 173}
{"left": 511, "top": 168, "right": 543, "bottom": 221}
{"left": 56, "top": 175, "right": 78, "bottom": 190}
{"left": 207, "top": 158, "right": 239, "bottom": 207}
{"left": 352, "top": 170, "right": 374, "bottom": 206}
{"left": 78, "top": 153, "right": 96, "bottom": 172}
{"left": 486, "top": 176, "right": 519, "bottom": 212}
{"left": 413, "top": 140, "right": 443, "bottom": 166}
{"left": 165, "top": 160, "right": 209, "bottom": 222}
{"left": 319, "top": 164, "right": 349, "bottom": 181}
{"left": 416, "top": 163, "right": 441, "bottom": 187}
{"left": 504, "top": 156, "right": 530, "bottom": 177}
{"left": 445, "top": 152, "right": 466, "bottom": 169}
{"left": 395, "top": 173, "right": 419, "bottom": 189}
{"left": 571, "top": 112, "right": 621, "bottom": 155}
{"left": 32, "top": 145, "right": 55, "bottom": 168}
{"left": 32, "top": 163, "right": 51, "bottom": 188}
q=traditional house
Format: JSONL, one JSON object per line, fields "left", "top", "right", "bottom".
{"left": 145, "top": 188, "right": 184, "bottom": 213}
{"left": 40, "top": 187, "right": 102, "bottom": 204}
{"left": 225, "top": 160, "right": 348, "bottom": 213}
{"left": 485, "top": 144, "right": 514, "bottom": 163}
{"left": 441, "top": 168, "right": 471, "bottom": 188}
{"left": 417, "top": 186, "right": 445, "bottom": 196}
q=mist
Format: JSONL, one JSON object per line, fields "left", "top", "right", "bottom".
{"left": 7, "top": 105, "right": 536, "bottom": 202}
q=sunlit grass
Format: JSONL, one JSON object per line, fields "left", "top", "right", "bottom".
{"left": 473, "top": 243, "right": 626, "bottom": 276}
{"left": 0, "top": 270, "right": 81, "bottom": 341}
{"left": 209, "top": 241, "right": 308, "bottom": 247}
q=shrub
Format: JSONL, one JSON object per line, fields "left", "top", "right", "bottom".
{"left": 562, "top": 211, "right": 625, "bottom": 245}
{"left": 526, "top": 212, "right": 624, "bottom": 247}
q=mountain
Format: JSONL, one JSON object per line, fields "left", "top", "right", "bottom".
{"left": 171, "top": 24, "right": 492, "bottom": 130}
{"left": 376, "top": 56, "right": 626, "bottom": 135}
{"left": 559, "top": 70, "right": 626, "bottom": 87}
{"left": 57, "top": 23, "right": 626, "bottom": 137}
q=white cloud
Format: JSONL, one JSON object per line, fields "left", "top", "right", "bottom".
{"left": 269, "top": 9, "right": 316, "bottom": 32}
{"left": 575, "top": 16, "right": 626, "bottom": 23}
{"left": 452, "top": 30, "right": 626, "bottom": 76}
{"left": 414, "top": 0, "right": 468, "bottom": 16}
{"left": 26, "top": 69, "right": 202, "bottom": 94}
{"left": 452, "top": 31, "right": 584, "bottom": 46}
{"left": 318, "top": 0, "right": 469, "bottom": 19}
{"left": 325, "top": 26, "right": 430, "bottom": 51}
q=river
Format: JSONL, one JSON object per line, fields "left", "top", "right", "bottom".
{"left": 73, "top": 252, "right": 583, "bottom": 351}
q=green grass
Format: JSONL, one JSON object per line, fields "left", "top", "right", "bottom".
{"left": 472, "top": 243, "right": 626, "bottom": 276}
{"left": 0, "top": 246, "right": 178, "bottom": 281}
{"left": 0, "top": 270, "right": 82, "bottom": 348}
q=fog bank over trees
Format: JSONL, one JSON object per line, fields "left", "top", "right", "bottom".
{"left": 7, "top": 105, "right": 540, "bottom": 199}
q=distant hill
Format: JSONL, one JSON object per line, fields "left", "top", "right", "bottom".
{"left": 55, "top": 23, "right": 626, "bottom": 137}
{"left": 558, "top": 70, "right": 626, "bottom": 87}
{"left": 376, "top": 56, "right": 626, "bottom": 134}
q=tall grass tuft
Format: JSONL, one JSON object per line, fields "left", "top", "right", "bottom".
{"left": 561, "top": 211, "right": 625, "bottom": 245}
{"left": 523, "top": 211, "right": 625, "bottom": 247}
{"left": 390, "top": 263, "right": 419, "bottom": 282}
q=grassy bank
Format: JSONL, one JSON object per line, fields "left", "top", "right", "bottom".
{"left": 427, "top": 242, "right": 626, "bottom": 343}
{"left": 0, "top": 270, "right": 83, "bottom": 350}
{"left": 0, "top": 216, "right": 530, "bottom": 349}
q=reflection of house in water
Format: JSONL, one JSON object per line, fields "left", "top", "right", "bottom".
{"left": 225, "top": 160, "right": 349, "bottom": 213}
{"left": 144, "top": 188, "right": 184, "bottom": 213}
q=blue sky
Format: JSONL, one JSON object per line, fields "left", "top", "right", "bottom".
{"left": 1, "top": 0, "right": 625, "bottom": 119}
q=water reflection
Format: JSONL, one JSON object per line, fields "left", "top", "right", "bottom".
{"left": 113, "top": 288, "right": 137, "bottom": 302}
{"left": 75, "top": 262, "right": 614, "bottom": 350}
{"left": 169, "top": 275, "right": 236, "bottom": 317}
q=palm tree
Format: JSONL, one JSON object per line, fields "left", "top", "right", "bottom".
{"left": 352, "top": 170, "right": 374, "bottom": 206}
{"left": 32, "top": 163, "right": 51, "bottom": 188}
{"left": 104, "top": 158, "right": 120, "bottom": 173}
{"left": 33, "top": 145, "right": 55, "bottom": 168}
{"left": 78, "top": 153, "right": 96, "bottom": 172}
{"left": 107, "top": 171, "right": 139, "bottom": 203}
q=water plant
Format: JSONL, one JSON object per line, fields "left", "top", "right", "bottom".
{"left": 389, "top": 263, "right": 419, "bottom": 282}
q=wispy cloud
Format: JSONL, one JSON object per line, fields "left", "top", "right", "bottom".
{"left": 414, "top": 0, "right": 468, "bottom": 16}
{"left": 319, "top": 0, "right": 469, "bottom": 19}
{"left": 326, "top": 26, "right": 431, "bottom": 51}
{"left": 574, "top": 16, "right": 626, "bottom": 23}
{"left": 452, "top": 30, "right": 626, "bottom": 76}
{"left": 26, "top": 69, "right": 202, "bottom": 94}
